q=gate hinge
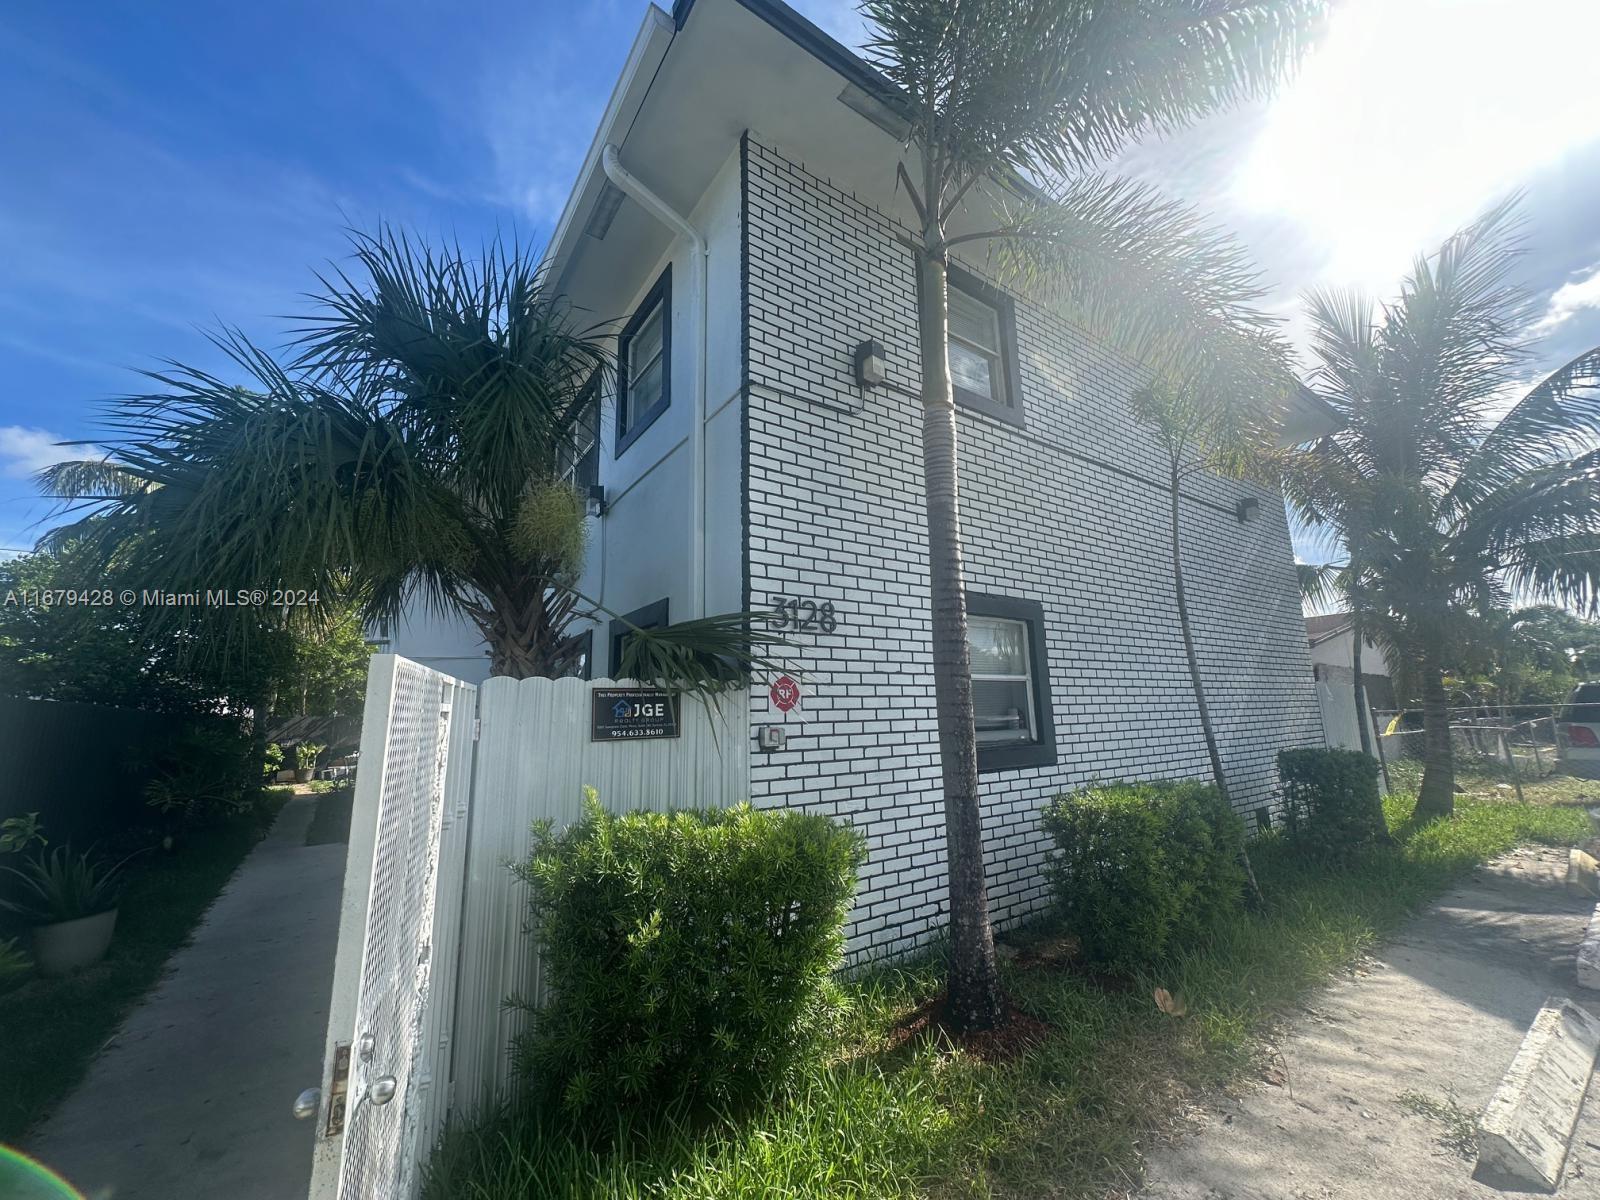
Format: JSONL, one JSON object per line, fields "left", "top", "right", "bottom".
{"left": 326, "top": 1042, "right": 351, "bottom": 1137}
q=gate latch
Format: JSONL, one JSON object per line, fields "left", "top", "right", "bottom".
{"left": 325, "top": 1042, "right": 351, "bottom": 1137}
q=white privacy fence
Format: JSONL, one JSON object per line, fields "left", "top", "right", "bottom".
{"left": 311, "top": 657, "right": 750, "bottom": 1200}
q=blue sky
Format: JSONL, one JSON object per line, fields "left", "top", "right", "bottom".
{"left": 4, "top": 0, "right": 1600, "bottom": 561}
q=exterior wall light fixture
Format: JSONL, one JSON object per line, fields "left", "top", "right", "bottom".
{"left": 586, "top": 484, "right": 608, "bottom": 519}
{"left": 1235, "top": 497, "right": 1261, "bottom": 524}
{"left": 853, "top": 339, "right": 887, "bottom": 388}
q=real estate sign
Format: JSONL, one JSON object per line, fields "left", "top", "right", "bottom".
{"left": 590, "top": 687, "right": 681, "bottom": 741}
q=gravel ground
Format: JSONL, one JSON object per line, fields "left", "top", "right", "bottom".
{"left": 1133, "top": 846, "right": 1600, "bottom": 1199}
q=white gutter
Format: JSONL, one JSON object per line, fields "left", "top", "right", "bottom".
{"left": 601, "top": 142, "right": 709, "bottom": 620}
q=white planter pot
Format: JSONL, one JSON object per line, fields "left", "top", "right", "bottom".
{"left": 32, "top": 909, "right": 118, "bottom": 977}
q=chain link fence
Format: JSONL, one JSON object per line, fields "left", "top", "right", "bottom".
{"left": 1369, "top": 703, "right": 1575, "bottom": 801}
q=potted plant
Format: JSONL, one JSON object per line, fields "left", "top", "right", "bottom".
{"left": 1, "top": 846, "right": 131, "bottom": 976}
{"left": 294, "top": 742, "right": 325, "bottom": 784}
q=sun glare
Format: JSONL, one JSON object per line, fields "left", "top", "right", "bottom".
{"left": 1237, "top": 0, "right": 1600, "bottom": 293}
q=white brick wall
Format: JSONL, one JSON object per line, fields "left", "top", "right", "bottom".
{"left": 742, "top": 134, "right": 1323, "bottom": 960}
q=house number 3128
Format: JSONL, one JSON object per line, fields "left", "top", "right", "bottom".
{"left": 769, "top": 595, "right": 839, "bottom": 634}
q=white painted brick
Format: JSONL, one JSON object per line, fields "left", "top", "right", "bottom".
{"left": 741, "top": 136, "right": 1323, "bottom": 961}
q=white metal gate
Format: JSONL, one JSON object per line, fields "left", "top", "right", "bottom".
{"left": 308, "top": 655, "right": 477, "bottom": 1200}
{"left": 308, "top": 660, "right": 748, "bottom": 1199}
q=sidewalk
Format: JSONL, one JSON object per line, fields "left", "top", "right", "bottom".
{"left": 1134, "top": 845, "right": 1600, "bottom": 1199}
{"left": 26, "top": 796, "right": 346, "bottom": 1200}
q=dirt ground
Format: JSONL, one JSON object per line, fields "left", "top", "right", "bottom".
{"left": 1133, "top": 846, "right": 1600, "bottom": 1199}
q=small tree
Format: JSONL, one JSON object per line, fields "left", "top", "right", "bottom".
{"left": 1129, "top": 379, "right": 1275, "bottom": 904}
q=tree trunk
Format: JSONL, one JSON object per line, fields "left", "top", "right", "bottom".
{"left": 918, "top": 248, "right": 1003, "bottom": 1034}
{"left": 1349, "top": 616, "right": 1394, "bottom": 842}
{"left": 1351, "top": 619, "right": 1372, "bottom": 756}
{"left": 1167, "top": 466, "right": 1265, "bottom": 909}
{"left": 1414, "top": 642, "right": 1456, "bottom": 820}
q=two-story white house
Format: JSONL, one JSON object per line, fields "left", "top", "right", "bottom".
{"left": 390, "top": 0, "right": 1334, "bottom": 959}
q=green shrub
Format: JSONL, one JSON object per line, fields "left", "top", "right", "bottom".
{"left": 513, "top": 793, "right": 866, "bottom": 1121}
{"left": 1278, "top": 748, "right": 1385, "bottom": 861}
{"left": 1040, "top": 780, "right": 1246, "bottom": 970}
{"left": 263, "top": 743, "right": 284, "bottom": 780}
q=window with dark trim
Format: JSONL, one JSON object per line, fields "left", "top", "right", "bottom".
{"left": 567, "top": 628, "right": 594, "bottom": 681}
{"left": 967, "top": 593, "right": 1056, "bottom": 772}
{"left": 942, "top": 264, "right": 1023, "bottom": 428}
{"left": 610, "top": 598, "right": 669, "bottom": 678}
{"left": 616, "top": 266, "right": 671, "bottom": 456}
{"left": 558, "top": 372, "right": 601, "bottom": 491}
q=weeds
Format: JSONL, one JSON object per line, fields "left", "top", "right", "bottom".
{"left": 422, "top": 791, "right": 1588, "bottom": 1200}
{"left": 1397, "top": 1089, "right": 1479, "bottom": 1159}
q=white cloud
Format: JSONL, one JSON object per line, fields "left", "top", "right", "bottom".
{"left": 0, "top": 426, "right": 69, "bottom": 479}
{"left": 1532, "top": 263, "right": 1600, "bottom": 335}
{"left": 1234, "top": 0, "right": 1600, "bottom": 297}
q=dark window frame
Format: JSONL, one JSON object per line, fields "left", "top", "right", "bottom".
{"left": 941, "top": 263, "right": 1025, "bottom": 429}
{"left": 569, "top": 628, "right": 594, "bottom": 681}
{"left": 616, "top": 266, "right": 672, "bottom": 457}
{"left": 609, "top": 597, "right": 669, "bottom": 678}
{"left": 559, "top": 371, "right": 602, "bottom": 491}
{"left": 967, "top": 592, "right": 1056, "bottom": 773}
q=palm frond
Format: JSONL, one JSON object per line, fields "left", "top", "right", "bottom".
{"left": 1446, "top": 344, "right": 1600, "bottom": 512}
{"left": 861, "top": 0, "right": 1324, "bottom": 183}
{"left": 614, "top": 614, "right": 789, "bottom": 696}
{"left": 983, "top": 173, "right": 1295, "bottom": 411}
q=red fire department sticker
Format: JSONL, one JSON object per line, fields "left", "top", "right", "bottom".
{"left": 770, "top": 674, "right": 801, "bottom": 713}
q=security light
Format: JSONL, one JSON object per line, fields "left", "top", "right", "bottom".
{"left": 1235, "top": 497, "right": 1261, "bottom": 524}
{"left": 853, "top": 339, "right": 887, "bottom": 388}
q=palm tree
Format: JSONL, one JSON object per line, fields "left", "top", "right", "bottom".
{"left": 40, "top": 231, "right": 776, "bottom": 694}
{"left": 1290, "top": 199, "right": 1600, "bottom": 820}
{"left": 860, "top": 0, "right": 1321, "bottom": 1030}
{"left": 1130, "top": 379, "right": 1276, "bottom": 903}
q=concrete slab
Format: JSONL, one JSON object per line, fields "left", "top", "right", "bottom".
{"left": 1476, "top": 996, "right": 1600, "bottom": 1191}
{"left": 1568, "top": 848, "right": 1600, "bottom": 898}
{"left": 24, "top": 796, "right": 346, "bottom": 1200}
{"left": 1135, "top": 846, "right": 1600, "bottom": 1200}
{"left": 1580, "top": 907, "right": 1600, "bottom": 993}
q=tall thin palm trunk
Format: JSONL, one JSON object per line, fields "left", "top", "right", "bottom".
{"left": 1167, "top": 466, "right": 1264, "bottom": 908}
{"left": 1350, "top": 616, "right": 1371, "bottom": 756}
{"left": 1415, "top": 638, "right": 1456, "bottom": 820}
{"left": 1349, "top": 613, "right": 1393, "bottom": 840}
{"left": 918, "top": 247, "right": 1003, "bottom": 1034}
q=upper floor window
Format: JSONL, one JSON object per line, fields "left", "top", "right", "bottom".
{"left": 944, "top": 265, "right": 1023, "bottom": 427}
{"left": 616, "top": 266, "right": 671, "bottom": 456}
{"left": 558, "top": 373, "right": 600, "bottom": 491}
{"left": 967, "top": 593, "right": 1056, "bottom": 772}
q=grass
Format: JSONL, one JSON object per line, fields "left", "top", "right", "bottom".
{"left": 421, "top": 789, "right": 1590, "bottom": 1200}
{"left": 0, "top": 789, "right": 288, "bottom": 1142}
{"left": 1387, "top": 753, "right": 1600, "bottom": 808}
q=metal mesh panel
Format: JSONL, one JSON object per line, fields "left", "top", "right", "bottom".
{"left": 339, "top": 661, "right": 454, "bottom": 1200}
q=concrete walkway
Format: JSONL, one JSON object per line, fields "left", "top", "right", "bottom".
{"left": 1134, "top": 845, "right": 1600, "bottom": 1199}
{"left": 27, "top": 796, "right": 346, "bottom": 1200}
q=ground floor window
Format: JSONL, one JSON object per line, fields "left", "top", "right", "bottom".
{"left": 967, "top": 593, "right": 1057, "bottom": 772}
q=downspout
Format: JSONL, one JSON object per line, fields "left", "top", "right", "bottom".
{"left": 601, "top": 143, "right": 708, "bottom": 619}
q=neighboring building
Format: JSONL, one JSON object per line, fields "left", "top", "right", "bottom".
{"left": 390, "top": 0, "right": 1334, "bottom": 959}
{"left": 1306, "top": 613, "right": 1395, "bottom": 753}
